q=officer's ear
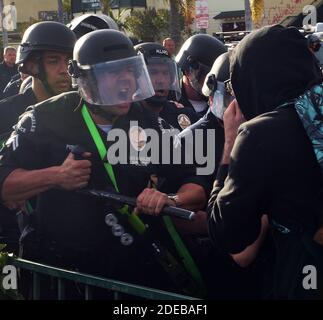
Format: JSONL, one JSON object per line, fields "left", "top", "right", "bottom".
{"left": 22, "top": 57, "right": 40, "bottom": 77}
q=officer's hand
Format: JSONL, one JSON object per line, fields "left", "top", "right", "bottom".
{"left": 3, "top": 200, "right": 25, "bottom": 211}
{"left": 221, "top": 99, "right": 245, "bottom": 165}
{"left": 57, "top": 152, "right": 92, "bottom": 190}
{"left": 135, "top": 188, "right": 174, "bottom": 216}
{"left": 170, "top": 101, "right": 185, "bottom": 109}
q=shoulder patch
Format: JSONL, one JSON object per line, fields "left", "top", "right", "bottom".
{"left": 15, "top": 109, "right": 37, "bottom": 134}
{"left": 129, "top": 125, "right": 147, "bottom": 151}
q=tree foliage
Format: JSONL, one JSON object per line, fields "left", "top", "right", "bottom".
{"left": 166, "top": 0, "right": 195, "bottom": 46}
{"left": 250, "top": 0, "right": 264, "bottom": 24}
{"left": 125, "top": 8, "right": 170, "bottom": 42}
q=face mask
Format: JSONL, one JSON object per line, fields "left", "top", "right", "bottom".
{"left": 189, "top": 76, "right": 203, "bottom": 94}
{"left": 188, "top": 63, "right": 209, "bottom": 95}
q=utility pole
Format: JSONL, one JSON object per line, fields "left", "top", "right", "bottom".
{"left": 0, "top": 0, "right": 8, "bottom": 48}
{"left": 245, "top": 0, "right": 252, "bottom": 31}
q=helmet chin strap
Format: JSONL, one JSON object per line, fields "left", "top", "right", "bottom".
{"left": 36, "top": 57, "right": 56, "bottom": 97}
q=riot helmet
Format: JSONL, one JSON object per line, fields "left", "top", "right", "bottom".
{"left": 134, "top": 42, "right": 181, "bottom": 105}
{"left": 67, "top": 13, "right": 119, "bottom": 39}
{"left": 176, "top": 34, "right": 227, "bottom": 95}
{"left": 68, "top": 29, "right": 154, "bottom": 107}
{"left": 16, "top": 21, "right": 76, "bottom": 71}
{"left": 16, "top": 21, "right": 76, "bottom": 95}
{"left": 202, "top": 52, "right": 233, "bottom": 120}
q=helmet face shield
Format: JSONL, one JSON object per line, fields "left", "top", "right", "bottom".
{"left": 187, "top": 62, "right": 210, "bottom": 95}
{"left": 209, "top": 81, "right": 234, "bottom": 120}
{"left": 77, "top": 55, "right": 155, "bottom": 106}
{"left": 146, "top": 57, "right": 181, "bottom": 99}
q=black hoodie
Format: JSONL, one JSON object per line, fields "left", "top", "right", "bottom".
{"left": 208, "top": 25, "right": 323, "bottom": 299}
{"left": 231, "top": 24, "right": 322, "bottom": 120}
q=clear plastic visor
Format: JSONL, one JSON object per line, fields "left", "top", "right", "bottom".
{"left": 209, "top": 81, "right": 234, "bottom": 120}
{"left": 146, "top": 57, "right": 181, "bottom": 95}
{"left": 77, "top": 55, "right": 155, "bottom": 106}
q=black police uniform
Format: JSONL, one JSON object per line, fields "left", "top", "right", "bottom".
{"left": 2, "top": 74, "right": 22, "bottom": 99}
{"left": 0, "top": 91, "right": 208, "bottom": 296}
{"left": 0, "top": 87, "right": 37, "bottom": 136}
{"left": 0, "top": 62, "right": 18, "bottom": 98}
{"left": 179, "top": 84, "right": 209, "bottom": 119}
{"left": 159, "top": 100, "right": 199, "bottom": 131}
{"left": 0, "top": 87, "right": 37, "bottom": 254}
{"left": 177, "top": 109, "right": 224, "bottom": 194}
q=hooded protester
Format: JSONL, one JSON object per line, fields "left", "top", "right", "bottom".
{"left": 207, "top": 25, "right": 323, "bottom": 299}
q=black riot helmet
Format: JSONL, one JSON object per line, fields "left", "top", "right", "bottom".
{"left": 134, "top": 42, "right": 181, "bottom": 104}
{"left": 16, "top": 21, "right": 76, "bottom": 95}
{"left": 176, "top": 34, "right": 227, "bottom": 94}
{"left": 67, "top": 13, "right": 119, "bottom": 39}
{"left": 68, "top": 29, "right": 154, "bottom": 107}
{"left": 16, "top": 21, "right": 76, "bottom": 70}
{"left": 202, "top": 52, "right": 234, "bottom": 120}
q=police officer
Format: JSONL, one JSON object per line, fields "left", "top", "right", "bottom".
{"left": 175, "top": 34, "right": 227, "bottom": 118}
{"left": 0, "top": 46, "right": 18, "bottom": 98}
{"left": 134, "top": 42, "right": 198, "bottom": 131}
{"left": 0, "top": 21, "right": 76, "bottom": 137}
{"left": 177, "top": 53, "right": 232, "bottom": 193}
{"left": 0, "top": 22, "right": 76, "bottom": 255}
{"left": 0, "top": 30, "right": 208, "bottom": 298}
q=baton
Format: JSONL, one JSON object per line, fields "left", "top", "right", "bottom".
{"left": 80, "top": 189, "right": 196, "bottom": 221}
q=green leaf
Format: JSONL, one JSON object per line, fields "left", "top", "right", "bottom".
{"left": 0, "top": 244, "right": 7, "bottom": 252}
{"left": 0, "top": 252, "right": 8, "bottom": 268}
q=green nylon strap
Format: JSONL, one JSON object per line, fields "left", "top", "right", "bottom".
{"left": 162, "top": 215, "right": 206, "bottom": 295}
{"left": 81, "top": 105, "right": 119, "bottom": 192}
{"left": 25, "top": 201, "right": 34, "bottom": 214}
{"left": 81, "top": 104, "right": 146, "bottom": 234}
{"left": 0, "top": 137, "right": 7, "bottom": 150}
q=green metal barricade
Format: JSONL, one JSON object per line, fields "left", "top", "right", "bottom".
{"left": 7, "top": 257, "right": 199, "bottom": 300}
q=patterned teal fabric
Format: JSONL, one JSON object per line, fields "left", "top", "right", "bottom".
{"left": 294, "top": 84, "right": 323, "bottom": 175}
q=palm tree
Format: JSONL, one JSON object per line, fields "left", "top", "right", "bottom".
{"left": 166, "top": 0, "right": 195, "bottom": 47}
{"left": 100, "top": 0, "right": 110, "bottom": 14}
{"left": 179, "top": 0, "right": 195, "bottom": 36}
{"left": 249, "top": 0, "right": 264, "bottom": 25}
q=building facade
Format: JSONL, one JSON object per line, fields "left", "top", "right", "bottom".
{"left": 3, "top": 0, "right": 58, "bottom": 23}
